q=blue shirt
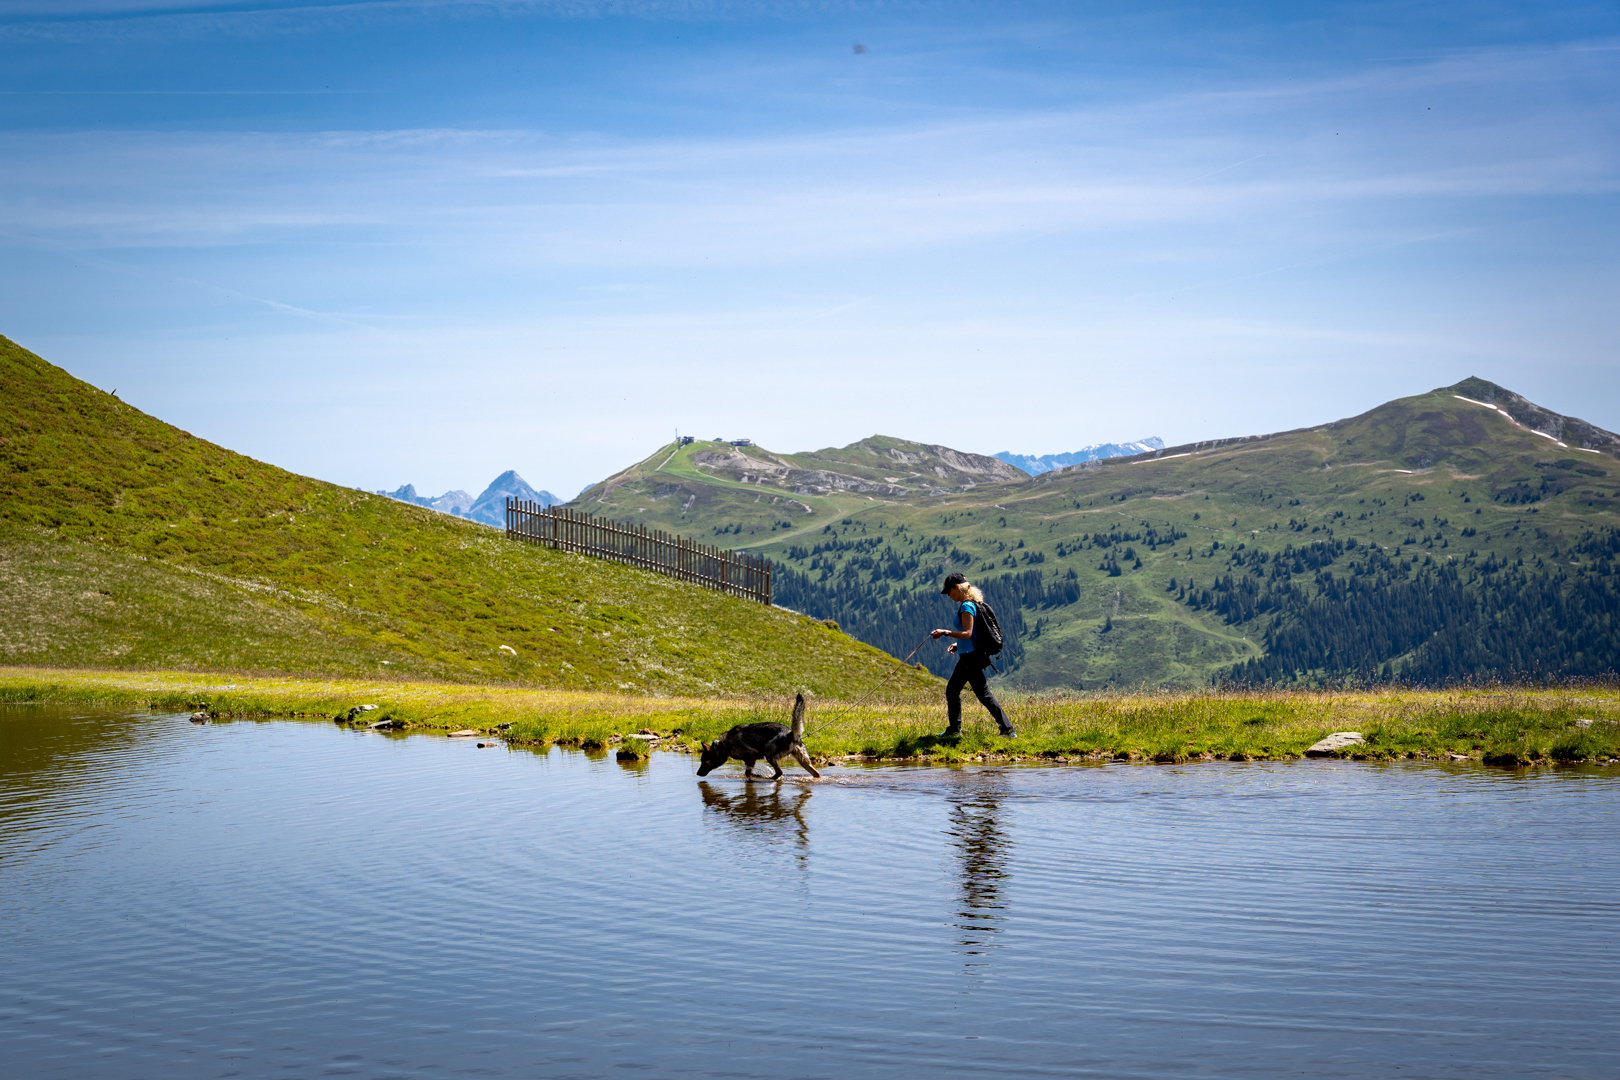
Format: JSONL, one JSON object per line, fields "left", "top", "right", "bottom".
{"left": 956, "top": 600, "right": 978, "bottom": 654}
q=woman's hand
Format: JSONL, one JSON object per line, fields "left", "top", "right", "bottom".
{"left": 930, "top": 628, "right": 948, "bottom": 640}
{"left": 947, "top": 643, "right": 958, "bottom": 654}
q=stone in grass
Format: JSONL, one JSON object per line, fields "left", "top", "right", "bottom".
{"left": 335, "top": 704, "right": 379, "bottom": 723}
{"left": 448, "top": 729, "right": 481, "bottom": 738}
{"left": 1305, "top": 732, "right": 1365, "bottom": 757}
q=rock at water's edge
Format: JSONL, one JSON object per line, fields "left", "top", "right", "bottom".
{"left": 1305, "top": 732, "right": 1366, "bottom": 757}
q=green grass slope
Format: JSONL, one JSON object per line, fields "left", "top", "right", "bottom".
{"left": 745, "top": 382, "right": 1620, "bottom": 687}
{"left": 0, "top": 336, "right": 935, "bottom": 697}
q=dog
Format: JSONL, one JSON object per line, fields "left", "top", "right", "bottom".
{"left": 696, "top": 693, "right": 822, "bottom": 780}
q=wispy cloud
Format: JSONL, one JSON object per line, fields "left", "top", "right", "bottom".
{"left": 4, "top": 6, "right": 1615, "bottom": 492}
{"left": 3, "top": 41, "right": 1612, "bottom": 266}
{"left": 0, "top": 0, "right": 867, "bottom": 43}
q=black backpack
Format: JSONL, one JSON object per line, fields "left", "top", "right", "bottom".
{"left": 971, "top": 600, "right": 1005, "bottom": 656}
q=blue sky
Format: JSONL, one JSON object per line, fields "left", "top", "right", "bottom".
{"left": 2, "top": 1, "right": 1617, "bottom": 498}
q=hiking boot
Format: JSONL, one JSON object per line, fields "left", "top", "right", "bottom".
{"left": 935, "top": 724, "right": 962, "bottom": 739}
{"left": 998, "top": 726, "right": 1017, "bottom": 738}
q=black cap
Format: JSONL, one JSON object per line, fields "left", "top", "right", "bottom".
{"left": 940, "top": 572, "right": 967, "bottom": 595}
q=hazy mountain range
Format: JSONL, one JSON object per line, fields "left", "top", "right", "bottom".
{"left": 995, "top": 439, "right": 1166, "bottom": 475}
{"left": 377, "top": 470, "right": 558, "bottom": 525}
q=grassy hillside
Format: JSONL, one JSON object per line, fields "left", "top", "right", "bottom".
{"left": 0, "top": 336, "right": 936, "bottom": 698}
{"left": 585, "top": 380, "right": 1620, "bottom": 688}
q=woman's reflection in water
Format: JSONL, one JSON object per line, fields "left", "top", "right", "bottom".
{"left": 946, "top": 773, "right": 1012, "bottom": 975}
{"left": 697, "top": 781, "right": 812, "bottom": 867}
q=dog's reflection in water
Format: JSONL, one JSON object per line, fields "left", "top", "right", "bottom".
{"left": 698, "top": 781, "right": 812, "bottom": 852}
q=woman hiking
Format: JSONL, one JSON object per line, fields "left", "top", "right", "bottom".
{"left": 930, "top": 573, "right": 1016, "bottom": 739}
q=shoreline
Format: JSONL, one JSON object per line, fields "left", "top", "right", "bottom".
{"left": 3, "top": 665, "right": 1618, "bottom": 767}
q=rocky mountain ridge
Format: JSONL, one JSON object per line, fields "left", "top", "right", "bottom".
{"left": 683, "top": 436, "right": 1026, "bottom": 500}
{"left": 570, "top": 434, "right": 1029, "bottom": 538}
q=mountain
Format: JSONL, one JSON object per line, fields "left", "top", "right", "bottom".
{"left": 427, "top": 489, "right": 475, "bottom": 515}
{"left": 995, "top": 438, "right": 1166, "bottom": 475}
{"left": 571, "top": 435, "right": 1026, "bottom": 541}
{"left": 379, "top": 473, "right": 558, "bottom": 522}
{"left": 0, "top": 335, "right": 932, "bottom": 698}
{"left": 566, "top": 380, "right": 1619, "bottom": 687}
{"left": 377, "top": 484, "right": 475, "bottom": 516}
{"left": 465, "top": 471, "right": 558, "bottom": 525}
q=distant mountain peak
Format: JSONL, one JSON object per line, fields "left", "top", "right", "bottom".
{"left": 996, "top": 439, "right": 1165, "bottom": 476}
{"left": 376, "top": 483, "right": 471, "bottom": 515}
{"left": 376, "top": 471, "right": 557, "bottom": 524}
{"left": 466, "top": 471, "right": 558, "bottom": 524}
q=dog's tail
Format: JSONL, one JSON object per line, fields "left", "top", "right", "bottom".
{"left": 790, "top": 693, "right": 806, "bottom": 742}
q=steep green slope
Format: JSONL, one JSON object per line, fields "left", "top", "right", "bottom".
{"left": 742, "top": 382, "right": 1620, "bottom": 687}
{"left": 0, "top": 336, "right": 935, "bottom": 697}
{"left": 572, "top": 435, "right": 1025, "bottom": 541}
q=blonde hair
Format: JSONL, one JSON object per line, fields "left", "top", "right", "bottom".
{"left": 953, "top": 582, "right": 985, "bottom": 604}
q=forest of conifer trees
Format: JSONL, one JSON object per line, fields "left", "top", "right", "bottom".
{"left": 1216, "top": 527, "right": 1620, "bottom": 684}
{"left": 771, "top": 525, "right": 1620, "bottom": 686}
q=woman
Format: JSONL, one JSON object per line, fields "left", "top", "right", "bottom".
{"left": 930, "top": 572, "right": 1016, "bottom": 738}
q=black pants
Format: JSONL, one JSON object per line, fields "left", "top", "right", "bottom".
{"left": 945, "top": 652, "right": 1011, "bottom": 731}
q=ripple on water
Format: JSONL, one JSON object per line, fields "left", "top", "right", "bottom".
{"left": 1, "top": 705, "right": 1617, "bottom": 1079}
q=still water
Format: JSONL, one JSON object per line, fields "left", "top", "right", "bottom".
{"left": 2, "top": 706, "right": 1617, "bottom": 1079}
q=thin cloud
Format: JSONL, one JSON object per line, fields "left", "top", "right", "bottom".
{"left": 1, "top": 46, "right": 1611, "bottom": 267}
{"left": 0, "top": 0, "right": 877, "bottom": 43}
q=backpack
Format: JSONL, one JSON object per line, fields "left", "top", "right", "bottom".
{"left": 970, "top": 600, "right": 1005, "bottom": 656}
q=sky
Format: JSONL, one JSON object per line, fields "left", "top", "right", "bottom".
{"left": 2, "top": 1, "right": 1617, "bottom": 499}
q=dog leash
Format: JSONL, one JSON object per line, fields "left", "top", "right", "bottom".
{"left": 800, "top": 635, "right": 933, "bottom": 737}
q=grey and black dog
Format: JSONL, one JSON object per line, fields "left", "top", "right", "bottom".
{"left": 696, "top": 693, "right": 822, "bottom": 780}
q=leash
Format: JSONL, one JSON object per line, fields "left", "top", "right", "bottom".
{"left": 800, "top": 635, "right": 933, "bottom": 737}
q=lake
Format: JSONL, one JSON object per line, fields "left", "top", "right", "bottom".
{"left": 3, "top": 705, "right": 1617, "bottom": 1078}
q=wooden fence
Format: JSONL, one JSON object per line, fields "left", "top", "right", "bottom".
{"left": 505, "top": 500, "right": 772, "bottom": 605}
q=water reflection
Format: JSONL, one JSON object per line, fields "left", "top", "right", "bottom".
{"left": 0, "top": 706, "right": 173, "bottom": 852}
{"left": 944, "top": 772, "right": 1013, "bottom": 972}
{"left": 697, "top": 780, "right": 812, "bottom": 854}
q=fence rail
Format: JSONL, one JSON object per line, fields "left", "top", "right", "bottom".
{"left": 505, "top": 500, "right": 772, "bottom": 605}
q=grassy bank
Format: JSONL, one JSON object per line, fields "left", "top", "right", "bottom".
{"left": 5, "top": 667, "right": 1618, "bottom": 766}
